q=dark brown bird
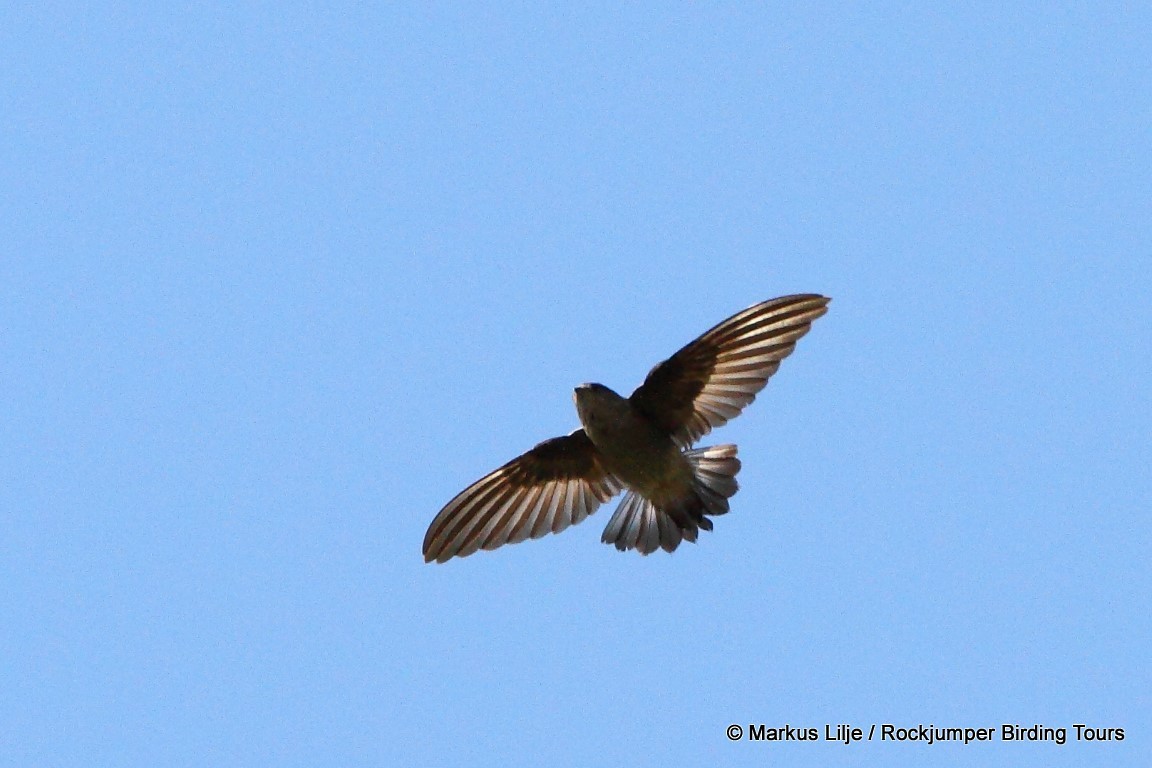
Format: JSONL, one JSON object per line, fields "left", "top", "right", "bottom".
{"left": 423, "top": 294, "right": 830, "bottom": 563}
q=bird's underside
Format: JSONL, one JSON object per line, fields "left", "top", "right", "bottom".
{"left": 422, "top": 293, "right": 830, "bottom": 563}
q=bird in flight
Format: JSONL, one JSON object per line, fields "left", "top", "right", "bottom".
{"left": 423, "top": 294, "right": 830, "bottom": 563}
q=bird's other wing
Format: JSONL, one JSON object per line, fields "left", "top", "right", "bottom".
{"left": 423, "top": 429, "right": 622, "bottom": 563}
{"left": 629, "top": 294, "right": 830, "bottom": 447}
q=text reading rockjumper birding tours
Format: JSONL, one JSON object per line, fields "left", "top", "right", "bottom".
{"left": 725, "top": 723, "right": 1124, "bottom": 746}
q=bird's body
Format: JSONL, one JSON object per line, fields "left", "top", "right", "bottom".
{"left": 423, "top": 294, "right": 830, "bottom": 563}
{"left": 573, "top": 383, "right": 691, "bottom": 503}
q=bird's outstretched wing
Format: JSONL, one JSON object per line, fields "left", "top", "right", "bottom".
{"left": 629, "top": 294, "right": 830, "bottom": 447}
{"left": 423, "top": 429, "right": 622, "bottom": 563}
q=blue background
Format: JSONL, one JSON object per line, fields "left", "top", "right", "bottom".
{"left": 3, "top": 3, "right": 1148, "bottom": 766}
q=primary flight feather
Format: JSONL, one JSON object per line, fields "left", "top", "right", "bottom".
{"left": 423, "top": 294, "right": 830, "bottom": 563}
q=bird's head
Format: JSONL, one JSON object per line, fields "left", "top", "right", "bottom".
{"left": 573, "top": 382, "right": 628, "bottom": 430}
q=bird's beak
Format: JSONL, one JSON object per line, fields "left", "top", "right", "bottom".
{"left": 573, "top": 383, "right": 593, "bottom": 409}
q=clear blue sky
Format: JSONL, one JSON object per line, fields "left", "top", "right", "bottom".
{"left": 3, "top": 4, "right": 1148, "bottom": 767}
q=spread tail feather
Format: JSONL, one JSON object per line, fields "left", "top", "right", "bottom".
{"left": 600, "top": 444, "right": 741, "bottom": 554}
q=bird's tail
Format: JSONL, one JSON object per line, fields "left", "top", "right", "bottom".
{"left": 600, "top": 444, "right": 741, "bottom": 555}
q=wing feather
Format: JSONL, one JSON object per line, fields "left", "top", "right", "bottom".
{"left": 629, "top": 294, "right": 830, "bottom": 446}
{"left": 423, "top": 430, "right": 621, "bottom": 563}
